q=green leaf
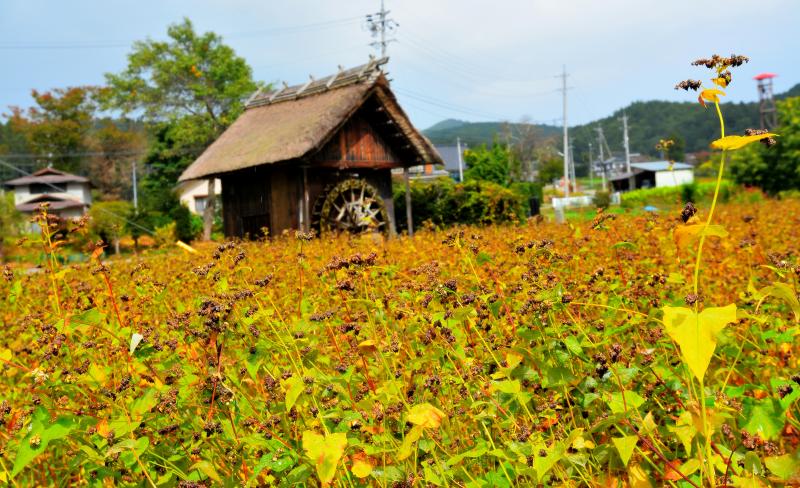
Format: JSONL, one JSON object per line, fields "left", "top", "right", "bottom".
{"left": 190, "top": 460, "right": 222, "bottom": 483}
{"left": 493, "top": 380, "right": 521, "bottom": 394}
{"left": 476, "top": 251, "right": 493, "bottom": 265}
{"left": 764, "top": 453, "right": 799, "bottom": 480}
{"left": 606, "top": 390, "right": 645, "bottom": 414}
{"left": 302, "top": 430, "right": 348, "bottom": 484}
{"left": 612, "top": 435, "right": 637, "bottom": 466}
{"left": 662, "top": 304, "right": 737, "bottom": 382}
{"left": 12, "top": 408, "right": 76, "bottom": 478}
{"left": 447, "top": 441, "right": 488, "bottom": 466}
{"left": 742, "top": 398, "right": 785, "bottom": 440}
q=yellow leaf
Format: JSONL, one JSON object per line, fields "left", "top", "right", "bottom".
{"left": 351, "top": 457, "right": 373, "bottom": 478}
{"left": 628, "top": 463, "right": 653, "bottom": 488}
{"left": 357, "top": 340, "right": 378, "bottom": 354}
{"left": 699, "top": 88, "right": 725, "bottom": 103}
{"left": 662, "top": 304, "right": 737, "bottom": 382}
{"left": 674, "top": 224, "right": 728, "bottom": 249}
{"left": 711, "top": 133, "right": 778, "bottom": 151}
{"left": 397, "top": 424, "right": 424, "bottom": 460}
{"left": 302, "top": 430, "right": 348, "bottom": 485}
{"left": 407, "top": 403, "right": 446, "bottom": 429}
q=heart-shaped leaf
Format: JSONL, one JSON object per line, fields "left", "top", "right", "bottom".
{"left": 662, "top": 304, "right": 737, "bottom": 382}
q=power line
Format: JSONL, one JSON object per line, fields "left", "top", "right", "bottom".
{"left": 394, "top": 88, "right": 510, "bottom": 121}
{"left": 0, "top": 16, "right": 364, "bottom": 50}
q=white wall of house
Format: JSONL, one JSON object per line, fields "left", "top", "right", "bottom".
{"left": 13, "top": 182, "right": 92, "bottom": 205}
{"left": 178, "top": 178, "right": 222, "bottom": 215}
{"left": 655, "top": 169, "right": 694, "bottom": 188}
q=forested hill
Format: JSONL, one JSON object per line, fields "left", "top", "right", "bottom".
{"left": 423, "top": 82, "right": 800, "bottom": 160}
{"left": 423, "top": 120, "right": 561, "bottom": 147}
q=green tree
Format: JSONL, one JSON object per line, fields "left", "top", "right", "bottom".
{"left": 6, "top": 87, "right": 101, "bottom": 173}
{"left": 105, "top": 18, "right": 259, "bottom": 240}
{"left": 0, "top": 192, "right": 24, "bottom": 262}
{"left": 537, "top": 156, "right": 564, "bottom": 185}
{"left": 729, "top": 97, "right": 800, "bottom": 195}
{"left": 89, "top": 201, "right": 134, "bottom": 254}
{"left": 665, "top": 132, "right": 686, "bottom": 162}
{"left": 463, "top": 142, "right": 514, "bottom": 186}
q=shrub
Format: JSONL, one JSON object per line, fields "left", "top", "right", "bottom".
{"left": 621, "top": 181, "right": 736, "bottom": 208}
{"left": 394, "top": 177, "right": 525, "bottom": 228}
{"left": 88, "top": 201, "right": 134, "bottom": 254}
{"left": 593, "top": 190, "right": 612, "bottom": 209}
{"left": 153, "top": 221, "right": 177, "bottom": 248}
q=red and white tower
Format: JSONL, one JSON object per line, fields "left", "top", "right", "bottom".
{"left": 754, "top": 72, "right": 778, "bottom": 130}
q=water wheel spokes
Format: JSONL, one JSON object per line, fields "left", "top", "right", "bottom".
{"left": 313, "top": 178, "right": 389, "bottom": 234}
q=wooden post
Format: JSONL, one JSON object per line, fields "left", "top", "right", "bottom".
{"left": 302, "top": 167, "right": 310, "bottom": 232}
{"left": 403, "top": 167, "right": 413, "bottom": 236}
{"left": 202, "top": 178, "right": 216, "bottom": 241}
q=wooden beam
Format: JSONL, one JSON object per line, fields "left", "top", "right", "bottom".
{"left": 314, "top": 160, "right": 403, "bottom": 170}
{"left": 404, "top": 167, "right": 413, "bottom": 237}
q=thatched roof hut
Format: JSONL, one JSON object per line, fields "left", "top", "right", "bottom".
{"left": 179, "top": 57, "right": 440, "bottom": 238}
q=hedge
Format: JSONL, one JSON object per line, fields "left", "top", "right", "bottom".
{"left": 393, "top": 177, "right": 527, "bottom": 228}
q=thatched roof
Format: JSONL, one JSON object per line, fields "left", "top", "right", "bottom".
{"left": 4, "top": 167, "right": 89, "bottom": 187}
{"left": 179, "top": 57, "right": 442, "bottom": 181}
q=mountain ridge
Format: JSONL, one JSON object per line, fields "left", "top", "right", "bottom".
{"left": 423, "top": 82, "right": 800, "bottom": 165}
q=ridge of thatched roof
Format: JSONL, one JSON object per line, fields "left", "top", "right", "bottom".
{"left": 179, "top": 58, "right": 441, "bottom": 181}
{"left": 246, "top": 56, "right": 388, "bottom": 108}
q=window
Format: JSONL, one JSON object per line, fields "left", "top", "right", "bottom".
{"left": 30, "top": 183, "right": 66, "bottom": 194}
{"left": 194, "top": 196, "right": 207, "bottom": 214}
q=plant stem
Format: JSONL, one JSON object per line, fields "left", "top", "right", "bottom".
{"left": 690, "top": 99, "right": 727, "bottom": 488}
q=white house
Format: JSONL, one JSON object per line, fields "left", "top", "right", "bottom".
{"left": 177, "top": 178, "right": 221, "bottom": 215}
{"left": 3, "top": 167, "right": 91, "bottom": 220}
{"left": 610, "top": 161, "right": 694, "bottom": 192}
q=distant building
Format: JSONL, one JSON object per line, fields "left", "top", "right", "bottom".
{"left": 432, "top": 144, "right": 467, "bottom": 180}
{"left": 178, "top": 178, "right": 222, "bottom": 215}
{"left": 3, "top": 167, "right": 92, "bottom": 220}
{"left": 610, "top": 161, "right": 694, "bottom": 192}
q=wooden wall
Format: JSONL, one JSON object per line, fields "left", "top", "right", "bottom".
{"left": 313, "top": 111, "right": 401, "bottom": 168}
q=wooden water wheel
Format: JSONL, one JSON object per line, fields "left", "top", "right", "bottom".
{"left": 311, "top": 178, "right": 389, "bottom": 234}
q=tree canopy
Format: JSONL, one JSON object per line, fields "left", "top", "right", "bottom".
{"left": 104, "top": 17, "right": 258, "bottom": 152}
{"left": 463, "top": 142, "right": 515, "bottom": 186}
{"left": 730, "top": 97, "right": 800, "bottom": 195}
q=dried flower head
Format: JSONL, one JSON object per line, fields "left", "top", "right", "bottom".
{"left": 674, "top": 79, "right": 702, "bottom": 91}
{"left": 680, "top": 202, "right": 698, "bottom": 223}
{"left": 744, "top": 128, "right": 778, "bottom": 147}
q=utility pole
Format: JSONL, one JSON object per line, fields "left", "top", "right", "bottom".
{"left": 366, "top": 0, "right": 398, "bottom": 57}
{"left": 588, "top": 141, "right": 594, "bottom": 189}
{"left": 456, "top": 137, "right": 464, "bottom": 182}
{"left": 560, "top": 65, "right": 570, "bottom": 197}
{"left": 569, "top": 140, "right": 576, "bottom": 189}
{"left": 132, "top": 160, "right": 138, "bottom": 210}
{"left": 621, "top": 111, "right": 631, "bottom": 173}
{"left": 595, "top": 127, "right": 607, "bottom": 191}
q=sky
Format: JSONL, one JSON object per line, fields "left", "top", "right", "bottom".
{"left": 1, "top": 0, "right": 799, "bottom": 132}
